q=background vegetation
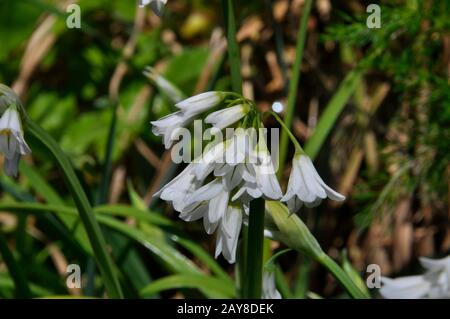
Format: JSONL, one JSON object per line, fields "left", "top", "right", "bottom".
{"left": 0, "top": 0, "right": 448, "bottom": 298}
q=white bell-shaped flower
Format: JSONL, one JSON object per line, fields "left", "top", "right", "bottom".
{"left": 153, "top": 163, "right": 200, "bottom": 212}
{"left": 151, "top": 91, "right": 226, "bottom": 149}
{"left": 249, "top": 136, "right": 282, "bottom": 200}
{"left": 151, "top": 111, "right": 193, "bottom": 149}
{"left": 176, "top": 91, "right": 225, "bottom": 117}
{"left": 184, "top": 179, "right": 230, "bottom": 234}
{"left": 214, "top": 205, "right": 242, "bottom": 263}
{"left": 205, "top": 104, "right": 250, "bottom": 130}
{"left": 281, "top": 154, "right": 345, "bottom": 213}
{"left": 0, "top": 104, "right": 31, "bottom": 177}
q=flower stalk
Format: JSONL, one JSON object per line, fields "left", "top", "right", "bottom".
{"left": 242, "top": 197, "right": 265, "bottom": 298}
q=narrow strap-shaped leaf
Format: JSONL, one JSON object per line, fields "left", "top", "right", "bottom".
{"left": 0, "top": 233, "right": 31, "bottom": 298}
{"left": 222, "top": 0, "right": 242, "bottom": 94}
{"left": 278, "top": 0, "right": 314, "bottom": 177}
{"left": 140, "top": 274, "right": 236, "bottom": 299}
{"left": 26, "top": 120, "right": 123, "bottom": 299}
{"left": 304, "top": 69, "right": 363, "bottom": 160}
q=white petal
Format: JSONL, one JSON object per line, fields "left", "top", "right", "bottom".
{"left": 300, "top": 156, "right": 327, "bottom": 199}
{"left": 207, "top": 189, "right": 229, "bottom": 224}
{"left": 380, "top": 276, "right": 431, "bottom": 299}
{"left": 262, "top": 272, "right": 282, "bottom": 299}
{"left": 255, "top": 162, "right": 282, "bottom": 200}
{"left": 179, "top": 203, "right": 207, "bottom": 222}
{"left": 186, "top": 179, "right": 222, "bottom": 205}
{"left": 301, "top": 156, "right": 345, "bottom": 202}
{"left": 203, "top": 215, "right": 219, "bottom": 235}
{"left": 286, "top": 196, "right": 302, "bottom": 214}
{"left": 222, "top": 164, "right": 244, "bottom": 191}
{"left": 4, "top": 153, "right": 20, "bottom": 177}
{"left": 219, "top": 206, "right": 242, "bottom": 263}
{"left": 154, "top": 163, "right": 197, "bottom": 203}
{"left": 419, "top": 256, "right": 450, "bottom": 272}
{"left": 176, "top": 92, "right": 223, "bottom": 116}
{"left": 205, "top": 104, "right": 248, "bottom": 130}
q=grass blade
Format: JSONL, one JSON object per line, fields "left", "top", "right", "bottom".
{"left": 266, "top": 201, "right": 367, "bottom": 299}
{"left": 304, "top": 69, "right": 363, "bottom": 160}
{"left": 26, "top": 120, "right": 123, "bottom": 298}
{"left": 140, "top": 275, "right": 236, "bottom": 299}
{"left": 0, "top": 233, "right": 31, "bottom": 298}
{"left": 278, "top": 0, "right": 313, "bottom": 177}
{"left": 222, "top": 0, "right": 242, "bottom": 94}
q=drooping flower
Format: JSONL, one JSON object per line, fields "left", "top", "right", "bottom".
{"left": 150, "top": 91, "right": 226, "bottom": 149}
{"left": 139, "top": 0, "right": 167, "bottom": 16}
{"left": 262, "top": 271, "right": 282, "bottom": 299}
{"left": 153, "top": 163, "right": 200, "bottom": 212}
{"left": 205, "top": 104, "right": 250, "bottom": 130}
{"left": 281, "top": 153, "right": 345, "bottom": 213}
{"left": 249, "top": 135, "right": 282, "bottom": 200}
{"left": 151, "top": 111, "right": 194, "bottom": 149}
{"left": 215, "top": 205, "right": 242, "bottom": 263}
{"left": 0, "top": 104, "right": 31, "bottom": 177}
{"left": 184, "top": 179, "right": 230, "bottom": 234}
{"left": 176, "top": 91, "right": 225, "bottom": 117}
{"left": 380, "top": 255, "right": 450, "bottom": 299}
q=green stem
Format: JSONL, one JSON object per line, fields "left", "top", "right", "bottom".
{"left": 317, "top": 253, "right": 367, "bottom": 299}
{"left": 0, "top": 232, "right": 31, "bottom": 298}
{"left": 243, "top": 197, "right": 265, "bottom": 298}
{"left": 222, "top": 0, "right": 242, "bottom": 94}
{"left": 277, "top": 0, "right": 313, "bottom": 178}
{"left": 26, "top": 120, "right": 123, "bottom": 299}
{"left": 271, "top": 111, "right": 303, "bottom": 153}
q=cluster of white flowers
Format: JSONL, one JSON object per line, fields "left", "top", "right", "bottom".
{"left": 380, "top": 255, "right": 450, "bottom": 299}
{"left": 0, "top": 85, "right": 31, "bottom": 177}
{"left": 152, "top": 91, "right": 345, "bottom": 263}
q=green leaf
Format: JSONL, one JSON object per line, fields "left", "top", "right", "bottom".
{"left": 304, "top": 69, "right": 363, "bottom": 160}
{"left": 27, "top": 121, "right": 123, "bottom": 298}
{"left": 171, "top": 236, "right": 232, "bottom": 285}
{"left": 341, "top": 251, "right": 371, "bottom": 298}
{"left": 0, "top": 234, "right": 31, "bottom": 298}
{"left": 140, "top": 275, "right": 236, "bottom": 299}
{"left": 19, "top": 162, "right": 92, "bottom": 254}
{"left": 278, "top": 0, "right": 313, "bottom": 176}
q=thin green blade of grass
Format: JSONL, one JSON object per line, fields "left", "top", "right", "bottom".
{"left": 278, "top": 0, "right": 313, "bottom": 178}
{"left": 172, "top": 236, "right": 233, "bottom": 285}
{"left": 0, "top": 203, "right": 204, "bottom": 278}
{"left": 19, "top": 162, "right": 93, "bottom": 254}
{"left": 0, "top": 272, "right": 51, "bottom": 298}
{"left": 26, "top": 121, "right": 123, "bottom": 299}
{"left": 304, "top": 69, "right": 363, "bottom": 160}
{"left": 140, "top": 274, "right": 236, "bottom": 299}
{"left": 222, "top": 0, "right": 242, "bottom": 94}
{"left": 0, "top": 233, "right": 31, "bottom": 298}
